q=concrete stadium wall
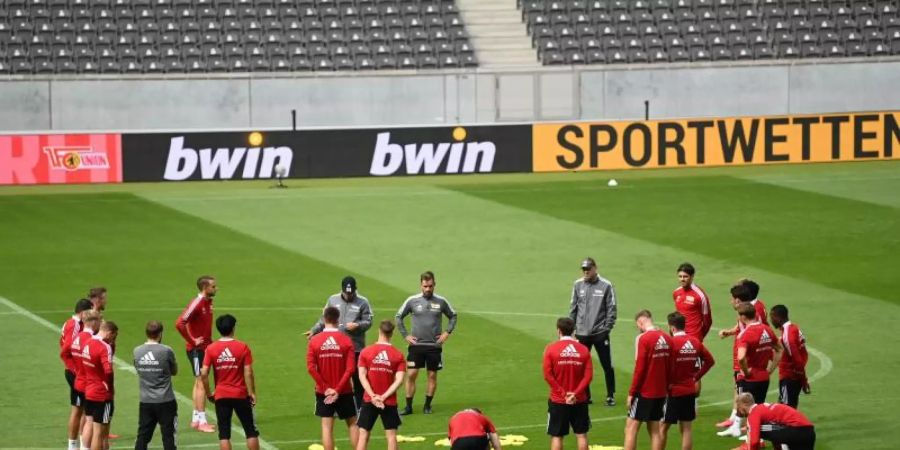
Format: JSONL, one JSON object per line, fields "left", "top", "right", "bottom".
{"left": 1, "top": 59, "right": 898, "bottom": 132}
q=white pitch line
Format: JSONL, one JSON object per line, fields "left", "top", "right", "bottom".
{"left": 0, "top": 295, "right": 278, "bottom": 450}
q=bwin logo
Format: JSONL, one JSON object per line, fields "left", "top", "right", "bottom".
{"left": 369, "top": 127, "right": 496, "bottom": 176}
{"left": 164, "top": 136, "right": 293, "bottom": 181}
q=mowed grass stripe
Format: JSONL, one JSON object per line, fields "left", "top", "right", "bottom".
{"left": 450, "top": 175, "right": 900, "bottom": 306}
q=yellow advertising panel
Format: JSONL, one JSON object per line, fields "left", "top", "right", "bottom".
{"left": 533, "top": 112, "right": 900, "bottom": 172}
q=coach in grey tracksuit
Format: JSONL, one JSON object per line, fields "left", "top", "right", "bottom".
{"left": 570, "top": 257, "right": 618, "bottom": 405}
{"left": 395, "top": 271, "right": 457, "bottom": 415}
{"left": 307, "top": 276, "right": 374, "bottom": 407}
{"left": 133, "top": 321, "right": 178, "bottom": 450}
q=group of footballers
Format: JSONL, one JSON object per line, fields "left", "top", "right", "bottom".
{"left": 56, "top": 261, "right": 817, "bottom": 450}
{"left": 550, "top": 260, "right": 816, "bottom": 450}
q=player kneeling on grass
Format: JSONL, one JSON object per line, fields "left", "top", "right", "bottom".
{"left": 448, "top": 408, "right": 502, "bottom": 450}
{"left": 542, "top": 317, "right": 592, "bottom": 450}
{"left": 201, "top": 314, "right": 261, "bottom": 450}
{"left": 734, "top": 393, "right": 816, "bottom": 450}
{"left": 625, "top": 310, "right": 673, "bottom": 450}
{"left": 82, "top": 320, "right": 118, "bottom": 450}
{"left": 356, "top": 320, "right": 406, "bottom": 450}
{"left": 661, "top": 312, "right": 715, "bottom": 450}
{"left": 308, "top": 306, "right": 359, "bottom": 450}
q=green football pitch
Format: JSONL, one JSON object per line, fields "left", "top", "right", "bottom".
{"left": 1, "top": 161, "right": 898, "bottom": 450}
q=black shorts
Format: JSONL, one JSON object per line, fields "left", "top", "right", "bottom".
{"left": 65, "top": 370, "right": 83, "bottom": 407}
{"left": 187, "top": 349, "right": 205, "bottom": 377}
{"left": 315, "top": 393, "right": 357, "bottom": 420}
{"left": 215, "top": 397, "right": 260, "bottom": 440}
{"left": 84, "top": 400, "right": 114, "bottom": 424}
{"left": 407, "top": 345, "right": 442, "bottom": 371}
{"left": 779, "top": 379, "right": 802, "bottom": 409}
{"left": 356, "top": 402, "right": 401, "bottom": 431}
{"left": 663, "top": 395, "right": 697, "bottom": 424}
{"left": 738, "top": 380, "right": 769, "bottom": 404}
{"left": 628, "top": 395, "right": 665, "bottom": 422}
{"left": 761, "top": 425, "right": 816, "bottom": 450}
{"left": 452, "top": 436, "right": 490, "bottom": 450}
{"left": 546, "top": 400, "right": 590, "bottom": 436}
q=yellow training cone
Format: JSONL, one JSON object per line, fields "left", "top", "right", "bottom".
{"left": 398, "top": 435, "right": 426, "bottom": 442}
{"left": 434, "top": 438, "right": 452, "bottom": 447}
{"left": 589, "top": 445, "right": 624, "bottom": 450}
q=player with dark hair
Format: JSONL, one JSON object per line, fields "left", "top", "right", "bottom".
{"left": 356, "top": 320, "right": 406, "bottom": 450}
{"left": 175, "top": 275, "right": 217, "bottom": 433}
{"left": 625, "top": 310, "right": 672, "bottom": 450}
{"left": 396, "top": 271, "right": 457, "bottom": 415}
{"left": 672, "top": 263, "right": 712, "bottom": 341}
{"left": 201, "top": 314, "right": 261, "bottom": 450}
{"left": 717, "top": 281, "right": 768, "bottom": 436}
{"left": 133, "top": 321, "right": 179, "bottom": 450}
{"left": 569, "top": 257, "right": 617, "bottom": 406}
{"left": 543, "top": 318, "right": 592, "bottom": 450}
{"left": 306, "top": 275, "right": 374, "bottom": 408}
{"left": 308, "top": 306, "right": 359, "bottom": 450}
{"left": 661, "top": 312, "right": 715, "bottom": 450}
{"left": 735, "top": 393, "right": 816, "bottom": 450}
{"left": 770, "top": 305, "right": 810, "bottom": 409}
{"left": 82, "top": 321, "right": 118, "bottom": 450}
{"left": 60, "top": 298, "right": 94, "bottom": 450}
{"left": 448, "top": 408, "right": 502, "bottom": 450}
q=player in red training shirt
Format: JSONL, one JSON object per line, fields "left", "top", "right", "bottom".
{"left": 717, "top": 281, "right": 768, "bottom": 437}
{"left": 448, "top": 408, "right": 502, "bottom": 450}
{"left": 735, "top": 393, "right": 816, "bottom": 450}
{"left": 60, "top": 298, "right": 94, "bottom": 450}
{"left": 661, "top": 312, "right": 715, "bottom": 450}
{"left": 308, "top": 306, "right": 359, "bottom": 450}
{"left": 542, "top": 317, "right": 592, "bottom": 450}
{"left": 770, "top": 305, "right": 810, "bottom": 409}
{"left": 672, "top": 263, "right": 712, "bottom": 341}
{"left": 625, "top": 310, "right": 673, "bottom": 450}
{"left": 82, "top": 321, "right": 118, "bottom": 450}
{"left": 736, "top": 303, "right": 782, "bottom": 404}
{"left": 356, "top": 320, "right": 406, "bottom": 450}
{"left": 68, "top": 310, "right": 101, "bottom": 450}
{"left": 201, "top": 314, "right": 261, "bottom": 450}
{"left": 176, "top": 275, "right": 217, "bottom": 433}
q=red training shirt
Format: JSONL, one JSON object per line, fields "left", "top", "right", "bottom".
{"left": 778, "top": 321, "right": 808, "bottom": 383}
{"left": 69, "top": 329, "right": 95, "bottom": 392}
{"left": 736, "top": 322, "right": 777, "bottom": 382}
{"left": 668, "top": 331, "right": 715, "bottom": 397}
{"left": 358, "top": 342, "right": 405, "bottom": 406}
{"left": 672, "top": 284, "right": 712, "bottom": 341}
{"left": 175, "top": 294, "right": 213, "bottom": 351}
{"left": 82, "top": 335, "right": 115, "bottom": 402}
{"left": 448, "top": 409, "right": 497, "bottom": 444}
{"left": 542, "top": 337, "right": 592, "bottom": 404}
{"left": 732, "top": 299, "right": 769, "bottom": 371}
{"left": 629, "top": 328, "right": 673, "bottom": 399}
{"left": 59, "top": 315, "right": 82, "bottom": 372}
{"left": 307, "top": 329, "right": 355, "bottom": 395}
{"left": 203, "top": 338, "right": 253, "bottom": 400}
{"left": 746, "top": 403, "right": 813, "bottom": 450}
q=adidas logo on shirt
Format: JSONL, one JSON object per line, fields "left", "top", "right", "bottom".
{"left": 373, "top": 350, "right": 391, "bottom": 365}
{"left": 139, "top": 351, "right": 160, "bottom": 366}
{"left": 217, "top": 348, "right": 237, "bottom": 363}
{"left": 560, "top": 344, "right": 581, "bottom": 358}
{"left": 760, "top": 330, "right": 772, "bottom": 345}
{"left": 321, "top": 336, "right": 340, "bottom": 351}
{"left": 679, "top": 340, "right": 696, "bottom": 354}
{"left": 655, "top": 336, "right": 670, "bottom": 350}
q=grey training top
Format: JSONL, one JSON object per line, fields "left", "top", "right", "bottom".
{"left": 569, "top": 276, "right": 618, "bottom": 337}
{"left": 133, "top": 342, "right": 177, "bottom": 404}
{"left": 310, "top": 293, "right": 373, "bottom": 352}
{"left": 395, "top": 293, "right": 458, "bottom": 346}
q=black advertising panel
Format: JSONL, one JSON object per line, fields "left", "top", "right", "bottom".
{"left": 121, "top": 125, "right": 533, "bottom": 182}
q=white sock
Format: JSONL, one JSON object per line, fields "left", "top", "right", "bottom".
{"left": 197, "top": 411, "right": 207, "bottom": 424}
{"left": 68, "top": 439, "right": 78, "bottom": 450}
{"left": 732, "top": 417, "right": 742, "bottom": 429}
{"left": 192, "top": 410, "right": 199, "bottom": 423}
{"left": 729, "top": 408, "right": 738, "bottom": 421}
